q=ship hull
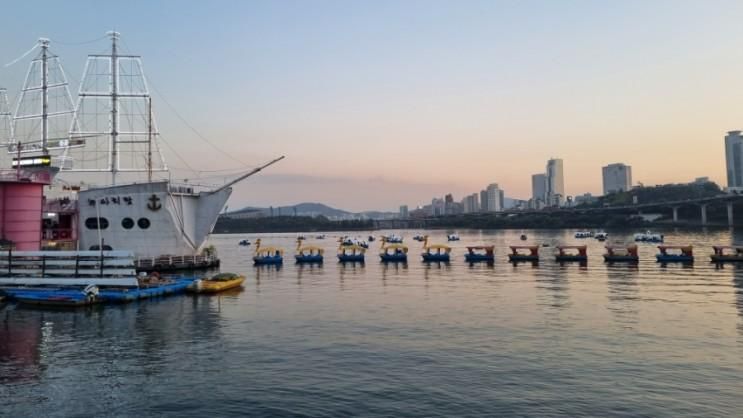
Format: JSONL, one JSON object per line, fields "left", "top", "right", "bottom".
{"left": 77, "top": 181, "right": 231, "bottom": 258}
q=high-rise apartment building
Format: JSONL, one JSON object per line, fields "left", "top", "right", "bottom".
{"left": 726, "top": 131, "right": 743, "bottom": 191}
{"left": 532, "top": 174, "right": 546, "bottom": 203}
{"left": 602, "top": 163, "right": 632, "bottom": 195}
{"left": 485, "top": 183, "right": 504, "bottom": 212}
{"left": 399, "top": 205, "right": 409, "bottom": 219}
{"left": 462, "top": 194, "right": 479, "bottom": 214}
{"left": 545, "top": 158, "right": 565, "bottom": 206}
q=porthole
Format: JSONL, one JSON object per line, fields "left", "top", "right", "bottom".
{"left": 137, "top": 218, "right": 151, "bottom": 229}
{"left": 89, "top": 245, "right": 113, "bottom": 251}
{"left": 121, "top": 217, "right": 134, "bottom": 229}
{"left": 85, "top": 217, "right": 109, "bottom": 230}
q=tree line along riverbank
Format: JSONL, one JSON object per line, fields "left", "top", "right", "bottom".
{"left": 213, "top": 212, "right": 655, "bottom": 233}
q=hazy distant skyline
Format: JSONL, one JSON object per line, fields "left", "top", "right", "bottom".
{"left": 0, "top": 1, "right": 741, "bottom": 211}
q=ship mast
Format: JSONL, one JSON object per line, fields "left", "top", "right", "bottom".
{"left": 0, "top": 89, "right": 12, "bottom": 146}
{"left": 71, "top": 31, "right": 167, "bottom": 178}
{"left": 147, "top": 97, "right": 153, "bottom": 182}
{"left": 109, "top": 31, "right": 119, "bottom": 185}
{"left": 9, "top": 38, "right": 77, "bottom": 157}
{"left": 40, "top": 38, "right": 49, "bottom": 154}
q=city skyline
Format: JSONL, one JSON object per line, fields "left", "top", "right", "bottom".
{"left": 0, "top": 1, "right": 738, "bottom": 211}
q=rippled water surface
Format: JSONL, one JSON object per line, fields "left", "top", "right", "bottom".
{"left": 3, "top": 229, "right": 743, "bottom": 417}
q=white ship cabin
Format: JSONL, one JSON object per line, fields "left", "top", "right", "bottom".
{"left": 73, "top": 181, "right": 231, "bottom": 257}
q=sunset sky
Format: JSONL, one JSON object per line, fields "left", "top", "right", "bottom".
{"left": 0, "top": 0, "right": 741, "bottom": 211}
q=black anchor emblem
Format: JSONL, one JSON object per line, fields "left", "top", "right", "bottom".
{"left": 147, "top": 194, "right": 162, "bottom": 211}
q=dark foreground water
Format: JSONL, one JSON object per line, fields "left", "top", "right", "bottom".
{"left": 3, "top": 229, "right": 743, "bottom": 417}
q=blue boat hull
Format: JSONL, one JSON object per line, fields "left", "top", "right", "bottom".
{"left": 8, "top": 289, "right": 96, "bottom": 307}
{"left": 555, "top": 256, "right": 587, "bottom": 262}
{"left": 380, "top": 254, "right": 407, "bottom": 262}
{"left": 710, "top": 255, "right": 743, "bottom": 263}
{"left": 604, "top": 255, "right": 639, "bottom": 263}
{"left": 656, "top": 255, "right": 694, "bottom": 263}
{"left": 3, "top": 279, "right": 195, "bottom": 306}
{"left": 338, "top": 255, "right": 365, "bottom": 262}
{"left": 295, "top": 255, "right": 324, "bottom": 263}
{"left": 465, "top": 254, "right": 494, "bottom": 263}
{"left": 254, "top": 256, "right": 283, "bottom": 265}
{"left": 422, "top": 254, "right": 450, "bottom": 262}
{"left": 508, "top": 255, "right": 539, "bottom": 262}
{"left": 99, "top": 279, "right": 193, "bottom": 303}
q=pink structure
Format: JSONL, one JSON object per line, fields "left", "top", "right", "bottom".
{"left": 0, "top": 169, "right": 53, "bottom": 251}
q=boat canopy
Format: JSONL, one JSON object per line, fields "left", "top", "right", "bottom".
{"left": 658, "top": 245, "right": 693, "bottom": 255}
{"left": 712, "top": 246, "right": 743, "bottom": 255}
{"left": 297, "top": 246, "right": 324, "bottom": 255}
{"left": 605, "top": 244, "right": 638, "bottom": 256}
{"left": 421, "top": 236, "right": 450, "bottom": 252}
{"left": 256, "top": 247, "right": 284, "bottom": 256}
{"left": 423, "top": 244, "right": 451, "bottom": 253}
{"left": 557, "top": 245, "right": 587, "bottom": 256}
{"left": 255, "top": 239, "right": 283, "bottom": 256}
{"left": 510, "top": 245, "right": 539, "bottom": 255}
{"left": 381, "top": 243, "right": 408, "bottom": 254}
{"left": 466, "top": 246, "right": 494, "bottom": 256}
{"left": 339, "top": 244, "right": 366, "bottom": 253}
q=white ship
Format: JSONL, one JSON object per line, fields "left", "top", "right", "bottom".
{"left": 5, "top": 33, "right": 282, "bottom": 269}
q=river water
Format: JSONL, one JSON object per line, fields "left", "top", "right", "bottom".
{"left": 2, "top": 229, "right": 743, "bottom": 417}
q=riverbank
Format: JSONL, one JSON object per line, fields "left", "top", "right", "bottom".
{"left": 215, "top": 212, "right": 657, "bottom": 233}
{"left": 214, "top": 215, "right": 375, "bottom": 233}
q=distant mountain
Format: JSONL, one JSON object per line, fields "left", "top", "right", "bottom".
{"left": 225, "top": 202, "right": 395, "bottom": 220}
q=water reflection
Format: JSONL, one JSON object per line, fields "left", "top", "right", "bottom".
{"left": 253, "top": 264, "right": 282, "bottom": 291}
{"left": 535, "top": 263, "right": 571, "bottom": 311}
{"left": 606, "top": 264, "right": 640, "bottom": 324}
{"left": 422, "top": 261, "right": 452, "bottom": 283}
{"left": 380, "top": 261, "right": 408, "bottom": 284}
{"left": 510, "top": 260, "right": 539, "bottom": 269}
{"left": 0, "top": 309, "right": 43, "bottom": 383}
{"left": 727, "top": 264, "right": 743, "bottom": 337}
{"left": 657, "top": 262, "right": 695, "bottom": 269}
{"left": 731, "top": 227, "right": 743, "bottom": 246}
{"left": 467, "top": 261, "right": 495, "bottom": 269}
{"left": 2, "top": 302, "right": 210, "bottom": 388}
{"left": 338, "top": 261, "right": 364, "bottom": 290}
{"left": 295, "top": 263, "right": 323, "bottom": 286}
{"left": 556, "top": 260, "right": 588, "bottom": 269}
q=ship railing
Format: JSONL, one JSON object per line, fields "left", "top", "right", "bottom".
{"left": 43, "top": 197, "right": 78, "bottom": 213}
{"left": 0, "top": 250, "right": 138, "bottom": 287}
{"left": 135, "top": 253, "right": 219, "bottom": 270}
{"left": 0, "top": 169, "right": 54, "bottom": 184}
{"left": 168, "top": 181, "right": 223, "bottom": 194}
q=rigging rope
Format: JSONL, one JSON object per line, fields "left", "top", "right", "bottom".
{"left": 147, "top": 81, "right": 251, "bottom": 168}
{"left": 157, "top": 133, "right": 195, "bottom": 172}
{"left": 117, "top": 38, "right": 253, "bottom": 169}
{"left": 4, "top": 43, "right": 39, "bottom": 68}
{"left": 52, "top": 34, "right": 109, "bottom": 46}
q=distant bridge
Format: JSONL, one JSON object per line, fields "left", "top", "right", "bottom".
{"left": 374, "top": 194, "right": 743, "bottom": 229}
